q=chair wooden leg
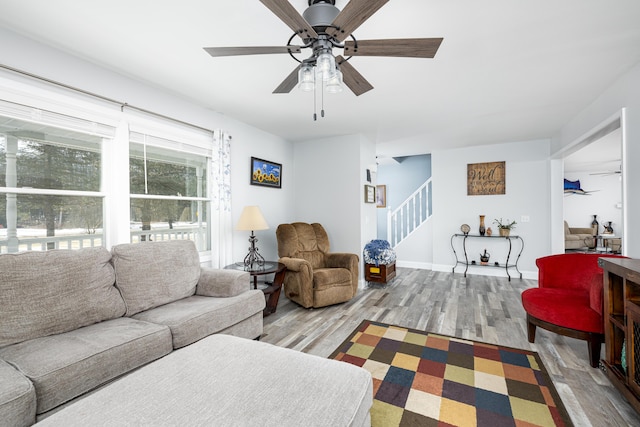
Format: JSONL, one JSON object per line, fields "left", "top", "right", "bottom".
{"left": 587, "top": 336, "right": 603, "bottom": 368}
{"left": 526, "top": 315, "right": 536, "bottom": 343}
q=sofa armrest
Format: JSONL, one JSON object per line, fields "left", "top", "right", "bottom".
{"left": 278, "top": 257, "right": 312, "bottom": 274}
{"left": 569, "top": 227, "right": 595, "bottom": 235}
{"left": 326, "top": 253, "right": 359, "bottom": 293}
{"left": 196, "top": 268, "right": 250, "bottom": 297}
{"left": 278, "top": 257, "right": 314, "bottom": 308}
{"left": 0, "top": 359, "right": 36, "bottom": 427}
{"left": 326, "top": 253, "right": 359, "bottom": 270}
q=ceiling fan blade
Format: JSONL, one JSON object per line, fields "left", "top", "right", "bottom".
{"left": 259, "top": 0, "right": 318, "bottom": 40}
{"left": 344, "top": 38, "right": 443, "bottom": 58}
{"left": 590, "top": 171, "right": 621, "bottom": 176}
{"left": 204, "top": 46, "right": 301, "bottom": 57}
{"left": 336, "top": 55, "right": 373, "bottom": 96}
{"left": 328, "top": 0, "right": 389, "bottom": 42}
{"left": 273, "top": 66, "right": 300, "bottom": 94}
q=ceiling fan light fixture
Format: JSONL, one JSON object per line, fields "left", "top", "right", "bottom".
{"left": 316, "top": 51, "right": 336, "bottom": 81}
{"left": 325, "top": 69, "right": 343, "bottom": 94}
{"left": 298, "top": 64, "right": 315, "bottom": 92}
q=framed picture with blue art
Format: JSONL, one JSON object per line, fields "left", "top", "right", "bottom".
{"left": 250, "top": 157, "right": 282, "bottom": 188}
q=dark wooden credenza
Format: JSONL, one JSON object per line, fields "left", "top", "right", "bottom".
{"left": 600, "top": 257, "right": 640, "bottom": 413}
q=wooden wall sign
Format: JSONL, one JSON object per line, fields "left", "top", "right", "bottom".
{"left": 467, "top": 161, "right": 505, "bottom": 195}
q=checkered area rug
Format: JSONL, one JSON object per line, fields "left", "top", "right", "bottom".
{"left": 329, "top": 320, "right": 573, "bottom": 427}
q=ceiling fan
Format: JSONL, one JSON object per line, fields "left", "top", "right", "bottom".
{"left": 590, "top": 164, "right": 622, "bottom": 177}
{"left": 203, "top": 0, "right": 443, "bottom": 97}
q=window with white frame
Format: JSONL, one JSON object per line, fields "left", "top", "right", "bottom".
{"left": 0, "top": 74, "right": 218, "bottom": 255}
{"left": 0, "top": 110, "right": 111, "bottom": 253}
{"left": 129, "top": 132, "right": 211, "bottom": 251}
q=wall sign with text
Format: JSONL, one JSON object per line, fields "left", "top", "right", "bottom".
{"left": 467, "top": 161, "right": 505, "bottom": 195}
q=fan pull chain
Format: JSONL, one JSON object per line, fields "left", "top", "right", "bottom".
{"left": 313, "top": 83, "right": 317, "bottom": 121}
{"left": 321, "top": 80, "right": 325, "bottom": 118}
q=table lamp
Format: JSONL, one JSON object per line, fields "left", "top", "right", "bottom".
{"left": 236, "top": 205, "right": 269, "bottom": 270}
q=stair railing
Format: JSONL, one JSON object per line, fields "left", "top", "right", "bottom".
{"left": 386, "top": 178, "right": 432, "bottom": 247}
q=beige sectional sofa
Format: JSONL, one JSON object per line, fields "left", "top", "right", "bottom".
{"left": 0, "top": 240, "right": 265, "bottom": 426}
{"left": 564, "top": 220, "right": 595, "bottom": 250}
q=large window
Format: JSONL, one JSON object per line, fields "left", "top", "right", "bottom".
{"left": 0, "top": 92, "right": 216, "bottom": 255}
{"left": 0, "top": 114, "right": 106, "bottom": 253}
{"left": 129, "top": 135, "right": 210, "bottom": 251}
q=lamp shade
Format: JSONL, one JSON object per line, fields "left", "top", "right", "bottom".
{"left": 325, "top": 69, "right": 343, "bottom": 94}
{"left": 236, "top": 206, "right": 269, "bottom": 231}
{"left": 298, "top": 64, "right": 315, "bottom": 92}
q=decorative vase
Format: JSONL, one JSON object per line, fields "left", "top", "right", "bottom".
{"left": 591, "top": 214, "right": 599, "bottom": 234}
{"left": 499, "top": 228, "right": 510, "bottom": 237}
{"left": 604, "top": 221, "right": 614, "bottom": 234}
{"left": 486, "top": 227, "right": 493, "bottom": 236}
{"left": 480, "top": 249, "right": 490, "bottom": 265}
{"left": 479, "top": 215, "right": 486, "bottom": 236}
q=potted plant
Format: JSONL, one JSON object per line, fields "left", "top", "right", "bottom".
{"left": 493, "top": 218, "right": 517, "bottom": 236}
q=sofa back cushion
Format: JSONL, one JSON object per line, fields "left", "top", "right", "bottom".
{"left": 536, "top": 253, "right": 625, "bottom": 292}
{"left": 0, "top": 247, "right": 125, "bottom": 348}
{"left": 111, "top": 240, "right": 200, "bottom": 316}
{"left": 276, "top": 223, "right": 330, "bottom": 269}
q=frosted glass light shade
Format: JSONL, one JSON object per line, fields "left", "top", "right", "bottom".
{"left": 298, "top": 64, "right": 315, "bottom": 92}
{"left": 236, "top": 206, "right": 269, "bottom": 231}
{"left": 316, "top": 51, "right": 336, "bottom": 81}
{"left": 325, "top": 69, "right": 343, "bottom": 94}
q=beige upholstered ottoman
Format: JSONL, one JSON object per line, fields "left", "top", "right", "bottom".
{"left": 37, "top": 334, "right": 373, "bottom": 426}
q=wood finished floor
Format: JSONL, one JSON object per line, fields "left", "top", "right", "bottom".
{"left": 262, "top": 268, "right": 640, "bottom": 427}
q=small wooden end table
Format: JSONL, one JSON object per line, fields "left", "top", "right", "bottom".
{"left": 224, "top": 261, "right": 286, "bottom": 316}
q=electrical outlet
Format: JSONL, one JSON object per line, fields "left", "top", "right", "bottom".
{"left": 521, "top": 215, "right": 530, "bottom": 223}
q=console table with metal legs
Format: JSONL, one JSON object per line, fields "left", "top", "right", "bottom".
{"left": 451, "top": 233, "right": 524, "bottom": 280}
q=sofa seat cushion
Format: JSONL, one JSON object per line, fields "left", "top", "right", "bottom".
{"left": 0, "top": 247, "right": 125, "bottom": 348}
{"left": 565, "top": 235, "right": 588, "bottom": 242}
{"left": 314, "top": 268, "right": 352, "bottom": 289}
{"left": 36, "top": 334, "right": 373, "bottom": 427}
{"left": 132, "top": 291, "right": 266, "bottom": 348}
{"left": 521, "top": 288, "right": 603, "bottom": 334}
{"left": 312, "top": 268, "right": 354, "bottom": 308}
{"left": 0, "top": 359, "right": 36, "bottom": 427}
{"left": 0, "top": 318, "right": 172, "bottom": 414}
{"left": 111, "top": 240, "right": 200, "bottom": 316}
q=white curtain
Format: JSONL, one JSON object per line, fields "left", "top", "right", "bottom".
{"left": 211, "top": 130, "right": 232, "bottom": 268}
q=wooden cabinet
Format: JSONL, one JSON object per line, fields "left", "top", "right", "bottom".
{"left": 601, "top": 257, "right": 640, "bottom": 413}
{"left": 365, "top": 263, "right": 396, "bottom": 284}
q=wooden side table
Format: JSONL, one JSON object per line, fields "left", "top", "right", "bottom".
{"left": 224, "top": 262, "right": 286, "bottom": 316}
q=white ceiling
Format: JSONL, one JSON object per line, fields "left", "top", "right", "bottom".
{"left": 1, "top": 1, "right": 639, "bottom": 159}
{"left": 564, "top": 128, "right": 622, "bottom": 174}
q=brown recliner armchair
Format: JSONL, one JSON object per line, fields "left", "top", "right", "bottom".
{"left": 276, "top": 223, "right": 359, "bottom": 308}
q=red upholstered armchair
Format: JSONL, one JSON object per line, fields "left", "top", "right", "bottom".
{"left": 522, "top": 253, "right": 626, "bottom": 367}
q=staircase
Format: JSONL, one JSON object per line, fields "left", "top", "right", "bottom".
{"left": 386, "top": 178, "right": 432, "bottom": 247}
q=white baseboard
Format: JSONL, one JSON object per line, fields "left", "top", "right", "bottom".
{"left": 425, "top": 263, "right": 537, "bottom": 280}
{"left": 396, "top": 260, "right": 432, "bottom": 270}
{"left": 359, "top": 262, "right": 536, "bottom": 286}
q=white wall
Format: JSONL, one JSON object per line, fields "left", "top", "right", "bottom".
{"left": 292, "top": 134, "right": 376, "bottom": 259}
{"left": 553, "top": 62, "right": 640, "bottom": 257}
{"left": 431, "top": 140, "right": 551, "bottom": 278}
{"left": 228, "top": 119, "right": 294, "bottom": 263}
{"left": 0, "top": 27, "right": 294, "bottom": 264}
{"left": 359, "top": 136, "right": 378, "bottom": 260}
{"left": 563, "top": 173, "right": 623, "bottom": 235}
{"left": 395, "top": 220, "right": 433, "bottom": 269}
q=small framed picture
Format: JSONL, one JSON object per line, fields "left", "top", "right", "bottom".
{"left": 364, "top": 185, "right": 375, "bottom": 203}
{"left": 376, "top": 185, "right": 386, "bottom": 208}
{"left": 250, "top": 157, "right": 282, "bottom": 188}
